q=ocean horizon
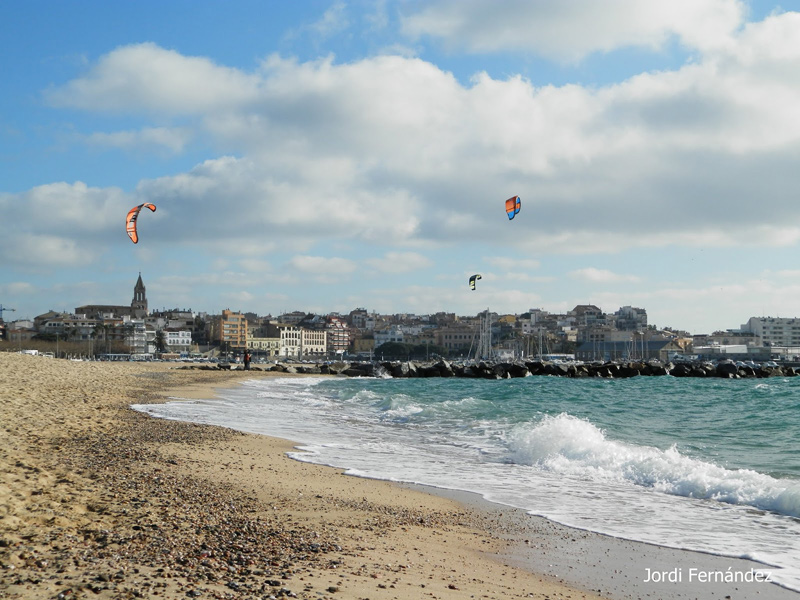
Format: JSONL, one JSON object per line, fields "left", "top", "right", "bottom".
{"left": 133, "top": 374, "right": 800, "bottom": 594}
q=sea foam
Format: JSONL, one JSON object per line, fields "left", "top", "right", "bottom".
{"left": 507, "top": 412, "right": 800, "bottom": 517}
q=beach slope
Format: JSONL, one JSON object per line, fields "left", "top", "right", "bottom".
{"left": 1, "top": 353, "right": 599, "bottom": 599}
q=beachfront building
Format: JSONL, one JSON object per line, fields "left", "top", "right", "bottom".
{"left": 325, "top": 315, "right": 350, "bottom": 357}
{"left": 265, "top": 323, "right": 300, "bottom": 358}
{"left": 215, "top": 309, "right": 248, "bottom": 352}
{"left": 127, "top": 318, "right": 148, "bottom": 354}
{"left": 248, "top": 336, "right": 281, "bottom": 358}
{"left": 164, "top": 329, "right": 192, "bottom": 355}
{"left": 741, "top": 317, "right": 800, "bottom": 347}
{"left": 300, "top": 328, "right": 327, "bottom": 357}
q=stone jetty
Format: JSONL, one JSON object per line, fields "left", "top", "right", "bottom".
{"left": 187, "top": 359, "right": 799, "bottom": 379}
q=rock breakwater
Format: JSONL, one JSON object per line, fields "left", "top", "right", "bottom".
{"left": 186, "top": 359, "right": 800, "bottom": 379}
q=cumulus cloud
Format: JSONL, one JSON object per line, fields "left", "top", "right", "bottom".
{"left": 45, "top": 42, "right": 262, "bottom": 114}
{"left": 400, "top": 0, "right": 746, "bottom": 61}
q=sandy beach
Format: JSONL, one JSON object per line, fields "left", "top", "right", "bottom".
{"left": 2, "top": 353, "right": 796, "bottom": 600}
{"left": 0, "top": 353, "right": 604, "bottom": 600}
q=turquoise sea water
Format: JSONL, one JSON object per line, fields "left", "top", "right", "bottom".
{"left": 134, "top": 374, "right": 800, "bottom": 591}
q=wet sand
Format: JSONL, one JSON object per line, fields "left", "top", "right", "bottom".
{"left": 1, "top": 353, "right": 795, "bottom": 599}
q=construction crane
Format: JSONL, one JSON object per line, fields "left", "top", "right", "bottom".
{"left": 0, "top": 304, "right": 16, "bottom": 320}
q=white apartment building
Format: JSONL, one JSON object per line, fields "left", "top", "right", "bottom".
{"left": 741, "top": 317, "right": 800, "bottom": 347}
{"left": 125, "top": 317, "right": 148, "bottom": 355}
{"left": 278, "top": 325, "right": 301, "bottom": 358}
{"left": 300, "top": 328, "right": 327, "bottom": 357}
{"left": 164, "top": 329, "right": 192, "bottom": 355}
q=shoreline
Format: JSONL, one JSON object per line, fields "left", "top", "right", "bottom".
{"left": 159, "top": 373, "right": 800, "bottom": 600}
{"left": 1, "top": 354, "right": 796, "bottom": 599}
{"left": 408, "top": 485, "right": 799, "bottom": 600}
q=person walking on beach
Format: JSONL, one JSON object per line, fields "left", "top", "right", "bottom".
{"left": 244, "top": 350, "right": 251, "bottom": 370}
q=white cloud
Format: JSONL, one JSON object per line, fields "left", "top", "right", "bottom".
{"left": 569, "top": 267, "right": 641, "bottom": 283}
{"left": 45, "top": 42, "right": 261, "bottom": 114}
{"left": 400, "top": 0, "right": 746, "bottom": 61}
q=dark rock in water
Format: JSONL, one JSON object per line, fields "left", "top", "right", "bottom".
{"left": 505, "top": 363, "right": 530, "bottom": 378}
{"left": 739, "top": 366, "right": 755, "bottom": 378}
{"left": 343, "top": 367, "right": 368, "bottom": 377}
{"left": 419, "top": 365, "right": 442, "bottom": 377}
{"left": 435, "top": 360, "right": 455, "bottom": 377}
{"left": 670, "top": 363, "right": 691, "bottom": 377}
{"left": 716, "top": 362, "right": 739, "bottom": 378}
{"left": 757, "top": 366, "right": 784, "bottom": 378}
{"left": 355, "top": 363, "right": 375, "bottom": 376}
{"left": 647, "top": 365, "right": 669, "bottom": 376}
{"left": 541, "top": 363, "right": 568, "bottom": 377}
{"left": 491, "top": 363, "right": 510, "bottom": 378}
{"left": 592, "top": 365, "right": 613, "bottom": 378}
{"left": 524, "top": 361, "right": 546, "bottom": 375}
{"left": 617, "top": 365, "right": 640, "bottom": 378}
{"left": 458, "top": 365, "right": 479, "bottom": 378}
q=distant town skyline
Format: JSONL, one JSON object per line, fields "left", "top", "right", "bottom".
{"left": 2, "top": 271, "right": 780, "bottom": 338}
{"left": 2, "top": 1, "right": 800, "bottom": 334}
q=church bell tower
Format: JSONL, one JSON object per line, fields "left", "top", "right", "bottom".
{"left": 131, "top": 272, "right": 148, "bottom": 318}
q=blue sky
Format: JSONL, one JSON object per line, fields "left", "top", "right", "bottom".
{"left": 2, "top": 0, "right": 799, "bottom": 334}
